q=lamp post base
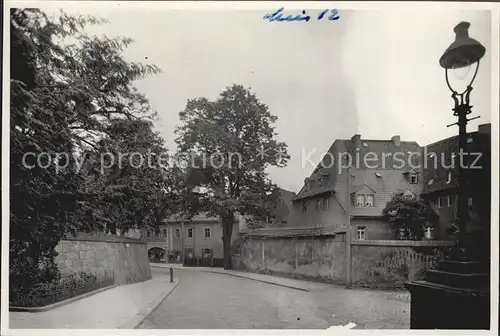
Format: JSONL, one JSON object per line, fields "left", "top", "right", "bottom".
{"left": 405, "top": 259, "right": 490, "bottom": 329}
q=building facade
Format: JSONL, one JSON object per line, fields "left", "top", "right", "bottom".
{"left": 289, "top": 134, "right": 423, "bottom": 240}
{"left": 420, "top": 123, "right": 491, "bottom": 240}
{"left": 145, "top": 213, "right": 242, "bottom": 262}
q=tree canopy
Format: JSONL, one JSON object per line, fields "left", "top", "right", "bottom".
{"left": 10, "top": 8, "right": 170, "bottom": 297}
{"left": 382, "top": 194, "right": 439, "bottom": 240}
{"left": 174, "top": 84, "right": 289, "bottom": 268}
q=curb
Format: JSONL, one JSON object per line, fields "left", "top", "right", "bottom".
{"left": 202, "top": 270, "right": 310, "bottom": 292}
{"left": 119, "top": 279, "right": 179, "bottom": 329}
{"left": 9, "top": 284, "right": 118, "bottom": 313}
{"left": 150, "top": 264, "right": 309, "bottom": 292}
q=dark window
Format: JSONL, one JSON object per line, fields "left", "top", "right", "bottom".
{"left": 302, "top": 201, "right": 308, "bottom": 212}
{"left": 323, "top": 198, "right": 329, "bottom": 210}
{"left": 162, "top": 229, "right": 167, "bottom": 237}
{"left": 187, "top": 228, "right": 193, "bottom": 238}
{"left": 410, "top": 172, "right": 418, "bottom": 184}
{"left": 316, "top": 200, "right": 321, "bottom": 211}
{"left": 448, "top": 195, "right": 455, "bottom": 207}
{"left": 203, "top": 248, "right": 213, "bottom": 258}
{"left": 204, "top": 228, "right": 211, "bottom": 238}
{"left": 318, "top": 178, "right": 323, "bottom": 187}
{"left": 175, "top": 228, "right": 181, "bottom": 238}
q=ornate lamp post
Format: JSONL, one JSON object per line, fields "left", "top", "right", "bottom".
{"left": 440, "top": 21, "right": 484, "bottom": 257}
{"left": 405, "top": 22, "right": 489, "bottom": 330}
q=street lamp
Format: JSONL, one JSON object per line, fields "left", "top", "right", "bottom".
{"left": 405, "top": 22, "right": 489, "bottom": 330}
{"left": 439, "top": 21, "right": 485, "bottom": 258}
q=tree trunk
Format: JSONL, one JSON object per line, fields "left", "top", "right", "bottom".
{"left": 222, "top": 212, "right": 234, "bottom": 270}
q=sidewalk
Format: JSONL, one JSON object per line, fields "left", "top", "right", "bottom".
{"left": 151, "top": 262, "right": 331, "bottom": 292}
{"left": 9, "top": 272, "right": 178, "bottom": 329}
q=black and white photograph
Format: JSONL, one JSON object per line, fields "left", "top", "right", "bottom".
{"left": 2, "top": 1, "right": 499, "bottom": 333}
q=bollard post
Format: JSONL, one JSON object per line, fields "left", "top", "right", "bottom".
{"left": 169, "top": 267, "right": 173, "bottom": 283}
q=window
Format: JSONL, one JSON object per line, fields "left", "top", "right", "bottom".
{"left": 175, "top": 228, "right": 181, "bottom": 238}
{"left": 323, "top": 198, "right": 329, "bottom": 210}
{"left": 204, "top": 228, "right": 211, "bottom": 238}
{"left": 316, "top": 200, "right": 321, "bottom": 211}
{"left": 356, "top": 227, "right": 366, "bottom": 240}
{"left": 318, "top": 178, "right": 323, "bottom": 187}
{"left": 365, "top": 195, "right": 374, "bottom": 207}
{"left": 438, "top": 197, "right": 445, "bottom": 208}
{"left": 448, "top": 195, "right": 455, "bottom": 207}
{"left": 355, "top": 195, "right": 365, "bottom": 207}
{"left": 187, "top": 228, "right": 193, "bottom": 238}
{"left": 162, "top": 229, "right": 167, "bottom": 237}
{"left": 302, "top": 201, "right": 308, "bottom": 212}
{"left": 423, "top": 227, "right": 434, "bottom": 240}
{"left": 147, "top": 231, "right": 151, "bottom": 238}
{"left": 410, "top": 172, "right": 418, "bottom": 184}
{"left": 202, "top": 248, "right": 213, "bottom": 258}
{"left": 446, "top": 171, "right": 452, "bottom": 184}
{"left": 155, "top": 231, "right": 160, "bottom": 238}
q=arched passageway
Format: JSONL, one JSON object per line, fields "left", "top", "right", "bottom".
{"left": 148, "top": 247, "right": 166, "bottom": 262}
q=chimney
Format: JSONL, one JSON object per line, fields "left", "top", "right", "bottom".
{"left": 391, "top": 135, "right": 401, "bottom": 146}
{"left": 351, "top": 134, "right": 361, "bottom": 148}
{"left": 478, "top": 123, "right": 491, "bottom": 135}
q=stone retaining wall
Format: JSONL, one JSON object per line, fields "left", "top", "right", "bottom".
{"left": 234, "top": 233, "right": 454, "bottom": 288}
{"left": 236, "top": 234, "right": 347, "bottom": 284}
{"left": 55, "top": 235, "right": 151, "bottom": 285}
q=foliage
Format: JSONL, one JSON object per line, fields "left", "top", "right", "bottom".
{"left": 382, "top": 194, "right": 439, "bottom": 240}
{"left": 80, "top": 118, "right": 174, "bottom": 234}
{"left": 174, "top": 84, "right": 289, "bottom": 269}
{"left": 10, "top": 272, "right": 113, "bottom": 307}
{"left": 10, "top": 8, "right": 167, "bottom": 296}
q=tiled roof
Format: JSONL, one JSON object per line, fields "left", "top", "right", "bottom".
{"left": 164, "top": 212, "right": 244, "bottom": 223}
{"left": 293, "top": 137, "right": 421, "bottom": 202}
{"left": 279, "top": 188, "right": 297, "bottom": 211}
{"left": 164, "top": 212, "right": 219, "bottom": 223}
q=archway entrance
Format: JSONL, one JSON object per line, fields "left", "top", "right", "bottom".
{"left": 148, "top": 247, "right": 166, "bottom": 262}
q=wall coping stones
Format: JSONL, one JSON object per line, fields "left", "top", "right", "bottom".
{"left": 61, "top": 238, "right": 146, "bottom": 245}
{"left": 244, "top": 227, "right": 337, "bottom": 239}
{"left": 352, "top": 239, "right": 455, "bottom": 247}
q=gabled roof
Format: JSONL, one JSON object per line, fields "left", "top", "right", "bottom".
{"left": 293, "top": 136, "right": 421, "bottom": 202}
{"left": 350, "top": 183, "right": 376, "bottom": 194}
{"left": 278, "top": 188, "right": 297, "bottom": 211}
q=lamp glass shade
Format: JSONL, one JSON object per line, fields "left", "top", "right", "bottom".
{"left": 439, "top": 22, "right": 485, "bottom": 69}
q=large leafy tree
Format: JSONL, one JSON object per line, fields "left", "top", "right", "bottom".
{"left": 10, "top": 8, "right": 166, "bottom": 297}
{"left": 382, "top": 194, "right": 439, "bottom": 240}
{"left": 175, "top": 84, "right": 289, "bottom": 269}
{"left": 81, "top": 118, "right": 174, "bottom": 234}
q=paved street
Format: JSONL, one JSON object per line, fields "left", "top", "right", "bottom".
{"left": 138, "top": 267, "right": 410, "bottom": 329}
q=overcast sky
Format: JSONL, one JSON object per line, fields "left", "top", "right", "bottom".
{"left": 32, "top": 3, "right": 492, "bottom": 192}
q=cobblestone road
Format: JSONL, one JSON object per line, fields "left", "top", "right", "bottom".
{"left": 138, "top": 268, "right": 409, "bottom": 329}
